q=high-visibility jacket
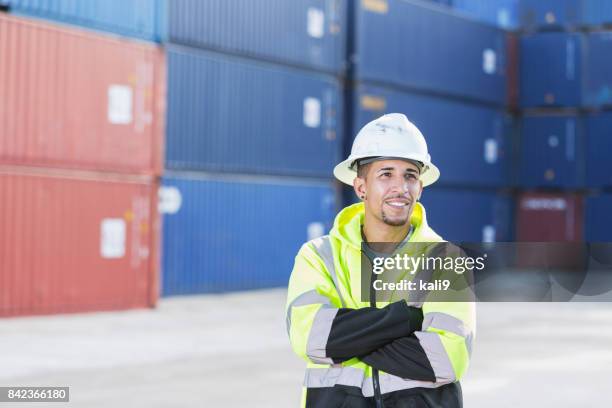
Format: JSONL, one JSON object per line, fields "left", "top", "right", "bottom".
{"left": 286, "top": 202, "right": 476, "bottom": 407}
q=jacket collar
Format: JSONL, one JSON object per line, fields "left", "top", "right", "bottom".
{"left": 329, "top": 202, "right": 442, "bottom": 250}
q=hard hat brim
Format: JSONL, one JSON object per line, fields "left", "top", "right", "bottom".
{"left": 333, "top": 158, "right": 440, "bottom": 187}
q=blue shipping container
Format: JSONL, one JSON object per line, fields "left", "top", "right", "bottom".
{"left": 520, "top": 115, "right": 585, "bottom": 189}
{"left": 583, "top": 32, "right": 612, "bottom": 108}
{"left": 585, "top": 194, "right": 612, "bottom": 242}
{"left": 586, "top": 112, "right": 612, "bottom": 188}
{"left": 420, "top": 188, "right": 513, "bottom": 242}
{"left": 425, "top": 0, "right": 452, "bottom": 6}
{"left": 168, "top": 0, "right": 347, "bottom": 74}
{"left": 520, "top": 32, "right": 582, "bottom": 108}
{"left": 519, "top": 0, "right": 582, "bottom": 30}
{"left": 354, "top": 84, "right": 512, "bottom": 187}
{"left": 520, "top": 0, "right": 612, "bottom": 29}
{"left": 5, "top": 0, "right": 166, "bottom": 42}
{"left": 161, "top": 174, "right": 337, "bottom": 295}
{"left": 453, "top": 0, "right": 519, "bottom": 29}
{"left": 166, "top": 45, "right": 343, "bottom": 177}
{"left": 583, "top": 0, "right": 612, "bottom": 26}
{"left": 355, "top": 0, "right": 509, "bottom": 106}
{"left": 522, "top": 32, "right": 612, "bottom": 108}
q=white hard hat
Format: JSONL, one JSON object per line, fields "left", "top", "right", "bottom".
{"left": 334, "top": 113, "right": 440, "bottom": 186}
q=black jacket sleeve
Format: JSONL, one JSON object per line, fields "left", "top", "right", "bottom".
{"left": 326, "top": 300, "right": 423, "bottom": 363}
{"left": 360, "top": 335, "right": 437, "bottom": 382}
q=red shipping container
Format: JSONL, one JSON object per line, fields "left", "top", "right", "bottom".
{"left": 0, "top": 166, "right": 160, "bottom": 317}
{"left": 0, "top": 14, "right": 165, "bottom": 175}
{"left": 517, "top": 192, "right": 584, "bottom": 241}
{"left": 516, "top": 192, "right": 585, "bottom": 269}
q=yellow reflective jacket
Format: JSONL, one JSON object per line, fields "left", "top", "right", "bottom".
{"left": 286, "top": 202, "right": 476, "bottom": 407}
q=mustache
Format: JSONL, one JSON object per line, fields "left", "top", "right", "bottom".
{"left": 384, "top": 194, "right": 412, "bottom": 200}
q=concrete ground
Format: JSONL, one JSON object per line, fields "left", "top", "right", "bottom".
{"left": 0, "top": 289, "right": 611, "bottom": 407}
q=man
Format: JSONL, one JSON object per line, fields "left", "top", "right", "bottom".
{"left": 286, "top": 113, "right": 475, "bottom": 407}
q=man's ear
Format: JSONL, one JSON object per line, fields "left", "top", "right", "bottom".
{"left": 353, "top": 176, "right": 366, "bottom": 201}
{"left": 416, "top": 181, "right": 423, "bottom": 201}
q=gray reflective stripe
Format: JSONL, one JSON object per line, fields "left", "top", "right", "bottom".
{"left": 423, "top": 312, "right": 473, "bottom": 357}
{"left": 286, "top": 290, "right": 332, "bottom": 335}
{"left": 415, "top": 331, "right": 456, "bottom": 382}
{"left": 304, "top": 367, "right": 445, "bottom": 396}
{"left": 310, "top": 236, "right": 346, "bottom": 308}
{"left": 465, "top": 332, "right": 474, "bottom": 357}
{"left": 365, "top": 373, "right": 446, "bottom": 397}
{"left": 306, "top": 306, "right": 338, "bottom": 365}
{"left": 304, "top": 366, "right": 364, "bottom": 389}
{"left": 422, "top": 312, "right": 470, "bottom": 338}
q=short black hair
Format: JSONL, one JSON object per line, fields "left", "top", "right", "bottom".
{"left": 357, "top": 162, "right": 371, "bottom": 179}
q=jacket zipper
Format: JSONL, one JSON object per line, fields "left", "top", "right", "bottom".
{"left": 370, "top": 262, "right": 384, "bottom": 408}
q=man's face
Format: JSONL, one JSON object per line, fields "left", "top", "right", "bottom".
{"left": 354, "top": 159, "right": 423, "bottom": 227}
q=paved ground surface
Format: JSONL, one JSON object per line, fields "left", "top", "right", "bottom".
{"left": 1, "top": 289, "right": 611, "bottom": 407}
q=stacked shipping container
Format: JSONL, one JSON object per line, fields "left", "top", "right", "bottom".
{"left": 0, "top": 11, "right": 164, "bottom": 316}
{"left": 1, "top": 0, "right": 347, "bottom": 298}
{"left": 3, "top": 0, "right": 612, "bottom": 309}
{"left": 164, "top": 46, "right": 342, "bottom": 177}
{"left": 519, "top": 0, "right": 612, "bottom": 30}
{"left": 518, "top": 0, "right": 612, "bottom": 242}
{"left": 0, "top": 168, "right": 159, "bottom": 316}
{"left": 348, "top": 0, "right": 517, "bottom": 243}
{"left": 520, "top": 31, "right": 612, "bottom": 108}
{"left": 160, "top": 1, "right": 346, "bottom": 295}
{"left": 1, "top": 1, "right": 346, "bottom": 301}
{"left": 166, "top": 0, "right": 347, "bottom": 74}
{"left": 4, "top": 0, "right": 167, "bottom": 42}
{"left": 161, "top": 175, "right": 336, "bottom": 295}
{"left": 452, "top": 0, "right": 519, "bottom": 29}
{"left": 0, "top": 14, "right": 165, "bottom": 173}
